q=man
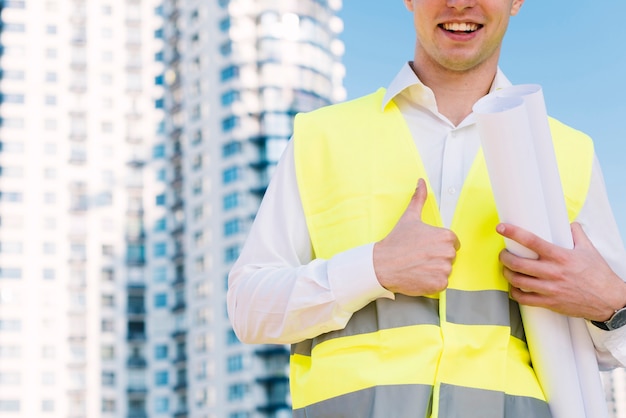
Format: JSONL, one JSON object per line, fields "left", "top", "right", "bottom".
{"left": 227, "top": 0, "right": 626, "bottom": 416}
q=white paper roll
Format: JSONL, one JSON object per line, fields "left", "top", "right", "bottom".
{"left": 473, "top": 87, "right": 607, "bottom": 418}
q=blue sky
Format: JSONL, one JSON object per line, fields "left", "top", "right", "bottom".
{"left": 338, "top": 2, "right": 626, "bottom": 240}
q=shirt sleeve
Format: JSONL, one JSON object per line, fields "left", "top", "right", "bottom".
{"left": 576, "top": 155, "right": 626, "bottom": 369}
{"left": 226, "top": 139, "right": 394, "bottom": 345}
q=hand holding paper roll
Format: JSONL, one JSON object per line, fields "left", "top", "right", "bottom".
{"left": 496, "top": 221, "right": 625, "bottom": 320}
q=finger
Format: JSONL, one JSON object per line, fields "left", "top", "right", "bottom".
{"left": 509, "top": 286, "right": 546, "bottom": 307}
{"left": 502, "top": 265, "right": 544, "bottom": 294}
{"left": 496, "top": 223, "right": 557, "bottom": 259}
{"left": 407, "top": 178, "right": 428, "bottom": 218}
{"left": 571, "top": 222, "right": 594, "bottom": 250}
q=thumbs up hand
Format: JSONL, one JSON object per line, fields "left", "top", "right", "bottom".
{"left": 373, "top": 178, "right": 460, "bottom": 296}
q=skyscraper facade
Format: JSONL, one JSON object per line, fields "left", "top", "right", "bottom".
{"left": 148, "top": 0, "right": 345, "bottom": 416}
{"left": 604, "top": 370, "right": 626, "bottom": 418}
{"left": 0, "top": 0, "right": 344, "bottom": 416}
{"left": 0, "top": 0, "right": 168, "bottom": 416}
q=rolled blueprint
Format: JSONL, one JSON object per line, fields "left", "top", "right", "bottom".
{"left": 473, "top": 85, "right": 607, "bottom": 418}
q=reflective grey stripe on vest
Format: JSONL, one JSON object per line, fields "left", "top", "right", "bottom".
{"left": 292, "top": 292, "right": 526, "bottom": 357}
{"left": 292, "top": 295, "right": 439, "bottom": 356}
{"left": 293, "top": 384, "right": 551, "bottom": 418}
{"left": 292, "top": 384, "right": 433, "bottom": 418}
{"left": 439, "top": 384, "right": 552, "bottom": 418}
{"left": 446, "top": 289, "right": 526, "bottom": 342}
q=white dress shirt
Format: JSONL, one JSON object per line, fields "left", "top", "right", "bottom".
{"left": 227, "top": 63, "right": 626, "bottom": 368}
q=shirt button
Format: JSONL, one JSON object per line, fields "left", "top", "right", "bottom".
{"left": 448, "top": 187, "right": 457, "bottom": 195}
{"left": 450, "top": 131, "right": 457, "bottom": 138}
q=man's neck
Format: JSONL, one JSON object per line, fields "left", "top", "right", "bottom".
{"left": 410, "top": 61, "right": 497, "bottom": 126}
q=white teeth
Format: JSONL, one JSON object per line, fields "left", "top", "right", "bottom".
{"left": 442, "top": 22, "right": 479, "bottom": 32}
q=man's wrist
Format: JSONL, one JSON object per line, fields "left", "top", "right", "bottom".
{"left": 592, "top": 281, "right": 626, "bottom": 330}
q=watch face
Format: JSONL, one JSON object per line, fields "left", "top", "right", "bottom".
{"left": 609, "top": 308, "right": 626, "bottom": 330}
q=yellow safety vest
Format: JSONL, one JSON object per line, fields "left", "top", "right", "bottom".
{"left": 291, "top": 89, "right": 593, "bottom": 417}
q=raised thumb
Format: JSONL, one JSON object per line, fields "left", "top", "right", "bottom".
{"left": 408, "top": 178, "right": 428, "bottom": 218}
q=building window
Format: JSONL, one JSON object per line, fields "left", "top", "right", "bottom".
{"left": 3, "top": 23, "right": 25, "bottom": 32}
{"left": 1, "top": 94, "right": 25, "bottom": 104}
{"left": 229, "top": 412, "right": 250, "bottom": 418}
{"left": 43, "top": 242, "right": 56, "bottom": 254}
{"left": 227, "top": 329, "right": 240, "bottom": 346}
{"left": 101, "top": 294, "right": 115, "bottom": 307}
{"left": 0, "top": 400, "right": 20, "bottom": 412}
{"left": 0, "top": 192, "right": 23, "bottom": 202}
{"left": 224, "top": 245, "right": 240, "bottom": 263}
{"left": 0, "top": 320, "right": 21, "bottom": 332}
{"left": 221, "top": 90, "right": 240, "bottom": 107}
{"left": 221, "top": 115, "right": 239, "bottom": 132}
{"left": 41, "top": 372, "right": 55, "bottom": 385}
{"left": 227, "top": 354, "right": 243, "bottom": 373}
{"left": 220, "top": 40, "right": 233, "bottom": 56}
{"left": 153, "top": 242, "right": 167, "bottom": 257}
{"left": 0, "top": 242, "right": 23, "bottom": 253}
{"left": 193, "top": 231, "right": 204, "bottom": 248}
{"left": 42, "top": 346, "right": 56, "bottom": 359}
{"left": 192, "top": 154, "right": 202, "bottom": 171}
{"left": 153, "top": 144, "right": 166, "bottom": 158}
{"left": 154, "top": 397, "right": 169, "bottom": 413}
{"left": 43, "top": 269, "right": 55, "bottom": 280}
{"left": 0, "top": 269, "right": 22, "bottom": 279}
{"left": 155, "top": 194, "right": 166, "bottom": 206}
{"left": 101, "top": 319, "right": 115, "bottom": 332}
{"left": 224, "top": 219, "right": 241, "bottom": 236}
{"left": 154, "top": 293, "right": 167, "bottom": 308}
{"left": 101, "top": 372, "right": 115, "bottom": 386}
{"left": 0, "top": 166, "right": 24, "bottom": 177}
{"left": 219, "top": 17, "right": 231, "bottom": 32}
{"left": 154, "top": 217, "right": 167, "bottom": 231}
{"left": 227, "top": 383, "right": 248, "bottom": 401}
{"left": 222, "top": 167, "right": 240, "bottom": 184}
{"left": 192, "top": 178, "right": 203, "bottom": 195}
{"left": 194, "top": 256, "right": 205, "bottom": 273}
{"left": 0, "top": 345, "right": 21, "bottom": 358}
{"left": 154, "top": 371, "right": 168, "bottom": 386}
{"left": 41, "top": 399, "right": 55, "bottom": 412}
{"left": 3, "top": 1, "right": 25, "bottom": 8}
{"left": 0, "top": 117, "right": 25, "bottom": 129}
{"left": 154, "top": 345, "right": 168, "bottom": 360}
{"left": 102, "top": 399, "right": 115, "bottom": 413}
{"left": 193, "top": 205, "right": 204, "bottom": 221}
{"left": 220, "top": 65, "right": 239, "bottom": 81}
{"left": 223, "top": 192, "right": 240, "bottom": 210}
{"left": 153, "top": 266, "right": 167, "bottom": 283}
{"left": 0, "top": 372, "right": 20, "bottom": 385}
{"left": 191, "top": 130, "right": 203, "bottom": 145}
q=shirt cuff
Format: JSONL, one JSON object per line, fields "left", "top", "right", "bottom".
{"left": 328, "top": 243, "right": 395, "bottom": 314}
{"left": 587, "top": 320, "right": 626, "bottom": 368}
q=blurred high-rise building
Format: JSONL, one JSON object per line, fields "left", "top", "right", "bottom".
{"left": 0, "top": 0, "right": 344, "bottom": 417}
{"left": 604, "top": 370, "right": 626, "bottom": 418}
{"left": 0, "top": 0, "right": 162, "bottom": 416}
{"left": 148, "top": 1, "right": 344, "bottom": 416}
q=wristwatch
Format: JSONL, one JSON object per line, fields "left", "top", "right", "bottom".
{"left": 591, "top": 306, "right": 626, "bottom": 331}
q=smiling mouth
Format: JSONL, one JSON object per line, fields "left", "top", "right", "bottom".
{"left": 440, "top": 22, "right": 481, "bottom": 33}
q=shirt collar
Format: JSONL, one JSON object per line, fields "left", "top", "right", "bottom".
{"left": 381, "top": 62, "right": 513, "bottom": 112}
